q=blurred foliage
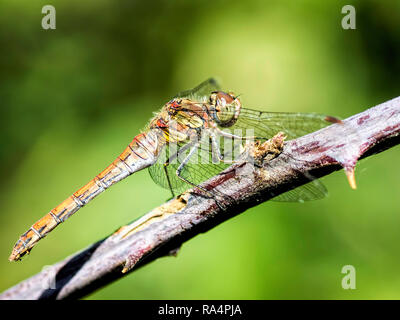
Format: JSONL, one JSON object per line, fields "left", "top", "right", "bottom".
{"left": 0, "top": 0, "right": 400, "bottom": 299}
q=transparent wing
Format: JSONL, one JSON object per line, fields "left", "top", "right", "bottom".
{"left": 271, "top": 180, "right": 328, "bottom": 202}
{"left": 148, "top": 143, "right": 188, "bottom": 193}
{"left": 219, "top": 108, "right": 331, "bottom": 201}
{"left": 148, "top": 135, "right": 231, "bottom": 194}
{"left": 175, "top": 78, "right": 221, "bottom": 102}
{"left": 148, "top": 133, "right": 328, "bottom": 201}
{"left": 220, "top": 108, "right": 332, "bottom": 140}
{"left": 150, "top": 89, "right": 333, "bottom": 201}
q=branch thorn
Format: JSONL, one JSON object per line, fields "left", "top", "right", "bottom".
{"left": 345, "top": 167, "right": 357, "bottom": 189}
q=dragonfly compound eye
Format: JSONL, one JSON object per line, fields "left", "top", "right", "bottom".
{"left": 210, "top": 91, "right": 241, "bottom": 127}
{"left": 216, "top": 91, "right": 234, "bottom": 107}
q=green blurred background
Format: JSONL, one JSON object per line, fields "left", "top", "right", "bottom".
{"left": 1, "top": 0, "right": 400, "bottom": 299}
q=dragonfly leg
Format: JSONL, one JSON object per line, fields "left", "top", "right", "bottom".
{"left": 163, "top": 142, "right": 194, "bottom": 199}
{"left": 163, "top": 164, "right": 175, "bottom": 199}
{"left": 175, "top": 142, "right": 235, "bottom": 211}
{"left": 210, "top": 133, "right": 240, "bottom": 164}
{"left": 213, "top": 126, "right": 258, "bottom": 140}
{"left": 175, "top": 142, "right": 216, "bottom": 199}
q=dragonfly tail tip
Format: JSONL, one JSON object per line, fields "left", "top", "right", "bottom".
{"left": 8, "top": 251, "right": 19, "bottom": 262}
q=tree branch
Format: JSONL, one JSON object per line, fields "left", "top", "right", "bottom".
{"left": 2, "top": 96, "right": 400, "bottom": 300}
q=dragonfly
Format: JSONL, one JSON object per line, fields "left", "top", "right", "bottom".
{"left": 9, "top": 78, "right": 336, "bottom": 261}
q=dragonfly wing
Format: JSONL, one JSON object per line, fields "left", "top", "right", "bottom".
{"left": 148, "top": 138, "right": 328, "bottom": 202}
{"left": 148, "top": 135, "right": 230, "bottom": 194}
{"left": 271, "top": 180, "right": 328, "bottom": 202}
{"left": 148, "top": 142, "right": 190, "bottom": 192}
{"left": 148, "top": 133, "right": 328, "bottom": 201}
{"left": 175, "top": 78, "right": 221, "bottom": 101}
{"left": 221, "top": 108, "right": 333, "bottom": 140}
{"left": 216, "top": 108, "right": 332, "bottom": 202}
{"left": 149, "top": 105, "right": 332, "bottom": 201}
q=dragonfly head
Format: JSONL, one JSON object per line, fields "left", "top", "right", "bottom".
{"left": 209, "top": 91, "right": 242, "bottom": 127}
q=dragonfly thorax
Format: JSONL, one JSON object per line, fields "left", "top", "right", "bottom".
{"left": 150, "top": 98, "right": 207, "bottom": 143}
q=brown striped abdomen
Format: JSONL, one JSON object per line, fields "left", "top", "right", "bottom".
{"left": 9, "top": 130, "right": 161, "bottom": 261}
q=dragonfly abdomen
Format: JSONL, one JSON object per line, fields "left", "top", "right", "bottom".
{"left": 9, "top": 130, "right": 161, "bottom": 261}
